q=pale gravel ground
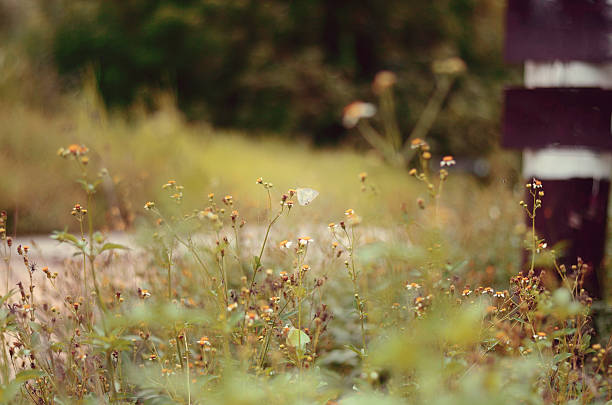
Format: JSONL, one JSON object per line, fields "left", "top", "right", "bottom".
{"left": 7, "top": 232, "right": 135, "bottom": 267}
{"left": 3, "top": 225, "right": 397, "bottom": 292}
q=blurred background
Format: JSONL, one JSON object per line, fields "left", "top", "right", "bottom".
{"left": 0, "top": 0, "right": 521, "bottom": 234}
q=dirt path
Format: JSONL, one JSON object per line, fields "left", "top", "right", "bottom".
{"left": 6, "top": 232, "right": 135, "bottom": 268}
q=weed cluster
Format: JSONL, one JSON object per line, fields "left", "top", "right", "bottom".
{"left": 0, "top": 143, "right": 609, "bottom": 404}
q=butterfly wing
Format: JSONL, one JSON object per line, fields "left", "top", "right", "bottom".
{"left": 297, "top": 188, "right": 319, "bottom": 206}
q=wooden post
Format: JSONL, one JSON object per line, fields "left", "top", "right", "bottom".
{"left": 503, "top": 0, "right": 612, "bottom": 298}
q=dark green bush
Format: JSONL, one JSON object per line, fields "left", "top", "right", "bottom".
{"left": 49, "top": 1, "right": 514, "bottom": 151}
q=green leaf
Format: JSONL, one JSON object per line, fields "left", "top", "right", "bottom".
{"left": 344, "top": 344, "right": 365, "bottom": 357}
{"left": 50, "top": 229, "right": 79, "bottom": 244}
{"left": 99, "top": 243, "right": 129, "bottom": 253}
{"left": 30, "top": 332, "right": 41, "bottom": 348}
{"left": 93, "top": 231, "right": 105, "bottom": 244}
{"left": 280, "top": 309, "right": 298, "bottom": 321}
{"left": 50, "top": 342, "right": 64, "bottom": 352}
{"left": 0, "top": 290, "right": 15, "bottom": 307}
{"left": 13, "top": 369, "right": 45, "bottom": 384}
{"left": 553, "top": 328, "right": 576, "bottom": 337}
{"left": 581, "top": 334, "right": 592, "bottom": 350}
{"left": 226, "top": 310, "right": 244, "bottom": 329}
{"left": 553, "top": 352, "right": 572, "bottom": 364}
{"left": 76, "top": 179, "right": 97, "bottom": 193}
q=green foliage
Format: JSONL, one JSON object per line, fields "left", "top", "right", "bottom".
{"left": 47, "top": 0, "right": 511, "bottom": 150}
{"left": 0, "top": 144, "right": 609, "bottom": 404}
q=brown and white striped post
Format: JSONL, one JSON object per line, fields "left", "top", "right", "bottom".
{"left": 502, "top": 0, "right": 612, "bottom": 298}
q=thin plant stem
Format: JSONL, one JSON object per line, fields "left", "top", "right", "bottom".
{"left": 184, "top": 330, "right": 191, "bottom": 405}
{"left": 296, "top": 246, "right": 306, "bottom": 372}
{"left": 167, "top": 248, "right": 173, "bottom": 300}
{"left": 242, "top": 207, "right": 284, "bottom": 340}
{"left": 530, "top": 189, "right": 536, "bottom": 273}
{"left": 344, "top": 227, "right": 366, "bottom": 355}
{"left": 106, "top": 350, "right": 117, "bottom": 402}
{"left": 402, "top": 75, "right": 455, "bottom": 157}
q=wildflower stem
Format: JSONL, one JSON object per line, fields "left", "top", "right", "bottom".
{"left": 167, "top": 248, "right": 173, "bottom": 300}
{"left": 402, "top": 75, "right": 454, "bottom": 158}
{"left": 530, "top": 190, "right": 536, "bottom": 273}
{"left": 257, "top": 207, "right": 283, "bottom": 262}
{"left": 380, "top": 89, "right": 402, "bottom": 153}
{"left": 78, "top": 217, "right": 88, "bottom": 305}
{"left": 258, "top": 301, "right": 289, "bottom": 369}
{"left": 3, "top": 243, "right": 11, "bottom": 295}
{"left": 344, "top": 227, "right": 366, "bottom": 355}
{"left": 297, "top": 247, "right": 306, "bottom": 372}
{"left": 151, "top": 208, "right": 216, "bottom": 301}
{"left": 0, "top": 331, "right": 9, "bottom": 385}
{"left": 435, "top": 179, "right": 444, "bottom": 222}
{"left": 28, "top": 268, "right": 34, "bottom": 322}
{"left": 184, "top": 331, "right": 191, "bottom": 405}
{"left": 233, "top": 226, "right": 245, "bottom": 277}
{"left": 258, "top": 325, "right": 273, "bottom": 369}
{"left": 356, "top": 120, "right": 397, "bottom": 164}
{"left": 106, "top": 349, "right": 117, "bottom": 402}
{"left": 218, "top": 252, "right": 228, "bottom": 307}
{"left": 176, "top": 330, "right": 184, "bottom": 370}
{"left": 242, "top": 207, "right": 283, "bottom": 343}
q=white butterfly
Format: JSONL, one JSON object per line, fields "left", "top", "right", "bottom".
{"left": 296, "top": 188, "right": 319, "bottom": 206}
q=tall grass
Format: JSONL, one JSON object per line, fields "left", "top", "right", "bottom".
{"left": 0, "top": 137, "right": 609, "bottom": 404}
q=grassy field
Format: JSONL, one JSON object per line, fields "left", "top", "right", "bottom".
{"left": 1, "top": 88, "right": 611, "bottom": 403}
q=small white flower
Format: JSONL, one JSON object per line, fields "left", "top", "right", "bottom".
{"left": 440, "top": 155, "right": 456, "bottom": 167}
{"left": 536, "top": 242, "right": 547, "bottom": 253}
{"left": 279, "top": 240, "right": 294, "bottom": 249}
{"left": 298, "top": 236, "right": 314, "bottom": 246}
{"left": 245, "top": 311, "right": 259, "bottom": 326}
{"left": 342, "top": 101, "right": 377, "bottom": 128}
{"left": 533, "top": 332, "right": 547, "bottom": 341}
{"left": 410, "top": 138, "right": 427, "bottom": 149}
